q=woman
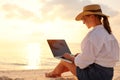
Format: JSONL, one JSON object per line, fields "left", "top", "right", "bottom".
{"left": 45, "top": 4, "right": 119, "bottom": 80}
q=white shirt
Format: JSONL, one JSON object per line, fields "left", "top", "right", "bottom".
{"left": 75, "top": 25, "right": 119, "bottom": 69}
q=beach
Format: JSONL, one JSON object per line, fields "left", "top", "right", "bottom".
{"left": 0, "top": 69, "right": 77, "bottom": 80}
{"left": 0, "top": 43, "right": 119, "bottom": 80}
{"left": 0, "top": 64, "right": 119, "bottom": 80}
{"left": 0, "top": 0, "right": 120, "bottom": 79}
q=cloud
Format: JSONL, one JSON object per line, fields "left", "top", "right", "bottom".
{"left": 40, "top": 0, "right": 91, "bottom": 21}
{"left": 100, "top": 4, "right": 119, "bottom": 17}
{"left": 1, "top": 1, "right": 119, "bottom": 22}
{"left": 1, "top": 3, "right": 37, "bottom": 20}
{"left": 0, "top": 3, "right": 46, "bottom": 24}
{"left": 40, "top": 0, "right": 119, "bottom": 21}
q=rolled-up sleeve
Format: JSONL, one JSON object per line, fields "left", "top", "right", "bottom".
{"left": 74, "top": 25, "right": 119, "bottom": 69}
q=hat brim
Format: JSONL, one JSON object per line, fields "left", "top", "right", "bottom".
{"left": 75, "top": 11, "right": 109, "bottom": 21}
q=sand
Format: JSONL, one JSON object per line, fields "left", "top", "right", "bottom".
{"left": 0, "top": 69, "right": 77, "bottom": 80}
{"left": 0, "top": 65, "right": 119, "bottom": 80}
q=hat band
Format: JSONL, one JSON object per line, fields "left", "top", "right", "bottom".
{"left": 85, "top": 9, "right": 102, "bottom": 13}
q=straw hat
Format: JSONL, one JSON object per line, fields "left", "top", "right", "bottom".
{"left": 75, "top": 4, "right": 109, "bottom": 21}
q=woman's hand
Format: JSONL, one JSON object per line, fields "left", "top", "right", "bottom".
{"left": 63, "top": 53, "right": 74, "bottom": 63}
{"left": 63, "top": 53, "right": 71, "bottom": 59}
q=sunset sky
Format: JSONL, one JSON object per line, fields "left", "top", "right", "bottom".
{"left": 0, "top": 0, "right": 120, "bottom": 69}
{"left": 0, "top": 0, "right": 120, "bottom": 44}
{"left": 0, "top": 0, "right": 120, "bottom": 50}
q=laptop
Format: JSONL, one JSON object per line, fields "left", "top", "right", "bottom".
{"left": 47, "top": 39, "right": 72, "bottom": 63}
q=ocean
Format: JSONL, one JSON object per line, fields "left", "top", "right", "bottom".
{"left": 0, "top": 42, "right": 81, "bottom": 70}
{"left": 0, "top": 42, "right": 119, "bottom": 70}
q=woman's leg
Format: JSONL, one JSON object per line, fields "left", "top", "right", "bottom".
{"left": 61, "top": 60, "right": 76, "bottom": 75}
{"left": 45, "top": 60, "right": 76, "bottom": 77}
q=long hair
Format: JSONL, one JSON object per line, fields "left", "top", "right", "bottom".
{"left": 96, "top": 15, "right": 112, "bottom": 34}
{"left": 103, "top": 16, "right": 112, "bottom": 34}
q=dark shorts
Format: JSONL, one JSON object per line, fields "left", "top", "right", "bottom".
{"left": 76, "top": 63, "right": 113, "bottom": 80}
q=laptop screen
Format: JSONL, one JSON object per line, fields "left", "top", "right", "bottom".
{"left": 47, "top": 39, "right": 71, "bottom": 57}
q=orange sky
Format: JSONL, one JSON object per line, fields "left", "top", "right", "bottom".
{"left": 0, "top": 0, "right": 120, "bottom": 69}
{"left": 0, "top": 0, "right": 120, "bottom": 46}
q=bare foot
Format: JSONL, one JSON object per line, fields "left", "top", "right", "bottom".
{"left": 45, "top": 72, "right": 61, "bottom": 78}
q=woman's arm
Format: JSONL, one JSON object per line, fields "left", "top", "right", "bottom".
{"left": 63, "top": 53, "right": 80, "bottom": 63}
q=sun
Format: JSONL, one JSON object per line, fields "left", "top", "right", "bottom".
{"left": 26, "top": 43, "right": 41, "bottom": 69}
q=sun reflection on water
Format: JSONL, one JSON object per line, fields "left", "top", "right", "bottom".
{"left": 26, "top": 43, "right": 41, "bottom": 69}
